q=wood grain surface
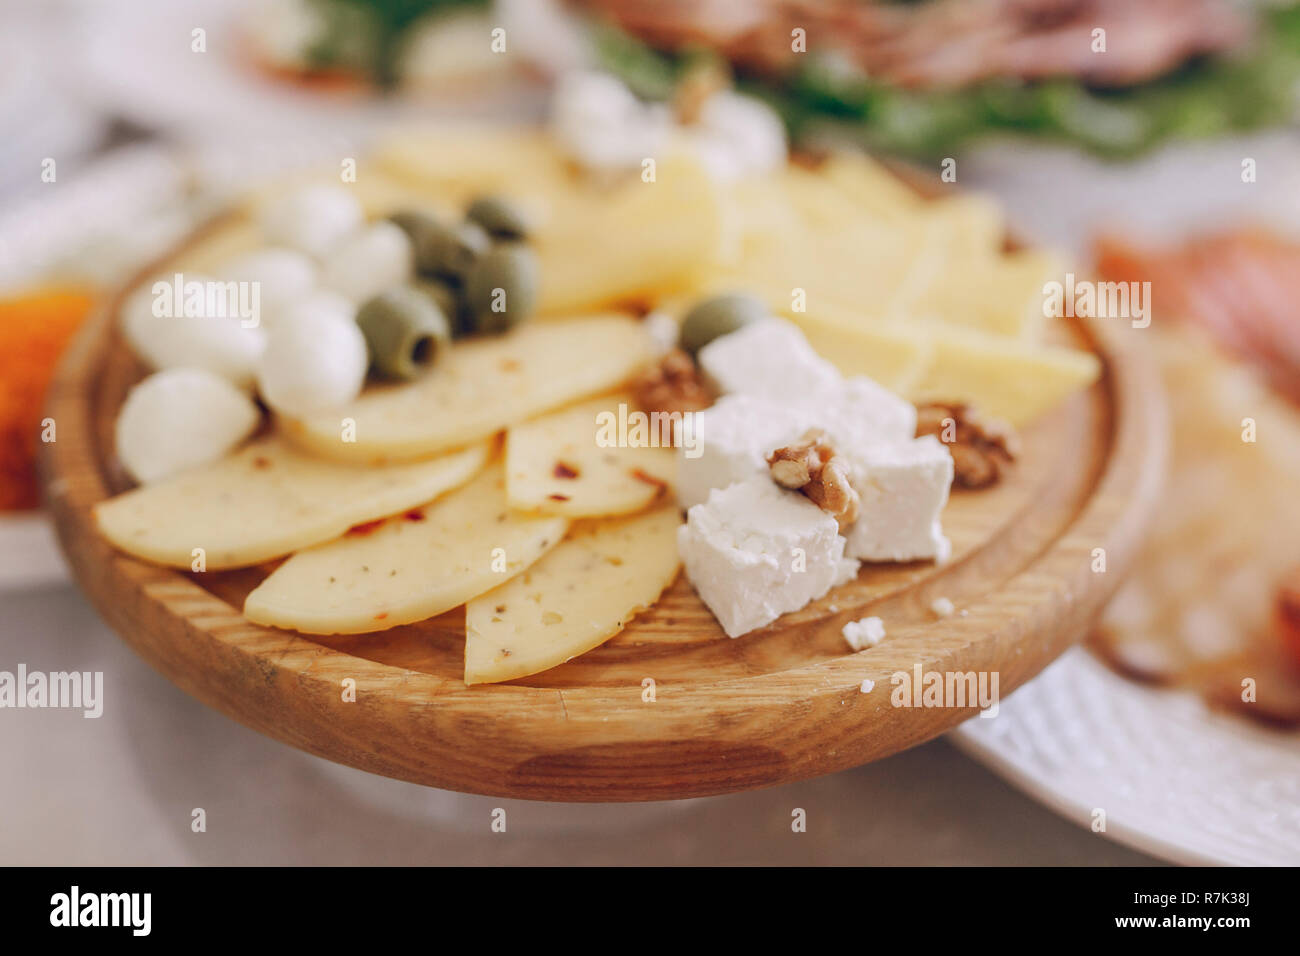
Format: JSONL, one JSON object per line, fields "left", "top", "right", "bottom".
{"left": 39, "top": 221, "right": 1168, "bottom": 802}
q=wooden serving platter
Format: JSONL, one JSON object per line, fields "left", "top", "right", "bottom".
{"left": 40, "top": 234, "right": 1167, "bottom": 803}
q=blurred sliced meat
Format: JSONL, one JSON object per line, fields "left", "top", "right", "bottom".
{"left": 1091, "top": 237, "right": 1300, "bottom": 729}
{"left": 576, "top": 0, "right": 1254, "bottom": 89}
{"left": 1096, "top": 230, "right": 1300, "bottom": 403}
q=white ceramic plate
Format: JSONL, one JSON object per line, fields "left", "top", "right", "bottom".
{"left": 951, "top": 649, "right": 1300, "bottom": 866}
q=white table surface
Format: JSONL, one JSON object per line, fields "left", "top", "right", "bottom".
{"left": 0, "top": 573, "right": 1160, "bottom": 865}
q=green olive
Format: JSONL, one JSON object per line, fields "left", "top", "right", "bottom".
{"left": 389, "top": 209, "right": 489, "bottom": 279}
{"left": 465, "top": 195, "right": 531, "bottom": 240}
{"left": 464, "top": 245, "right": 539, "bottom": 335}
{"left": 680, "top": 293, "right": 766, "bottom": 355}
{"left": 356, "top": 286, "right": 452, "bottom": 380}
{"left": 410, "top": 277, "right": 469, "bottom": 338}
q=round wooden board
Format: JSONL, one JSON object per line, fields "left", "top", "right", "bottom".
{"left": 41, "top": 244, "right": 1167, "bottom": 804}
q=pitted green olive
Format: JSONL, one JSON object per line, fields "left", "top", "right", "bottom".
{"left": 465, "top": 245, "right": 539, "bottom": 335}
{"left": 465, "top": 196, "right": 531, "bottom": 240}
{"left": 680, "top": 293, "right": 767, "bottom": 355}
{"left": 411, "top": 277, "right": 468, "bottom": 338}
{"left": 389, "top": 209, "right": 489, "bottom": 279}
{"left": 356, "top": 286, "right": 452, "bottom": 380}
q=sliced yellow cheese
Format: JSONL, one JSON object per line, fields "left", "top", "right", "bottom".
{"left": 505, "top": 392, "right": 677, "bottom": 517}
{"left": 739, "top": 309, "right": 1098, "bottom": 426}
{"left": 815, "top": 153, "right": 926, "bottom": 222}
{"left": 536, "top": 154, "right": 726, "bottom": 314}
{"left": 908, "top": 321, "right": 1102, "bottom": 425}
{"left": 244, "top": 463, "right": 568, "bottom": 635}
{"left": 916, "top": 192, "right": 1006, "bottom": 260}
{"left": 908, "top": 248, "right": 1061, "bottom": 340}
{"left": 282, "top": 315, "right": 654, "bottom": 463}
{"left": 788, "top": 309, "right": 933, "bottom": 394}
{"left": 464, "top": 507, "right": 682, "bottom": 684}
{"left": 94, "top": 435, "right": 490, "bottom": 570}
{"left": 373, "top": 126, "right": 574, "bottom": 209}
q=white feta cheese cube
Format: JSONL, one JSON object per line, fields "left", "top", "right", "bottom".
{"left": 697, "top": 318, "right": 839, "bottom": 400}
{"left": 677, "top": 478, "right": 859, "bottom": 638}
{"left": 812, "top": 376, "right": 918, "bottom": 450}
{"left": 842, "top": 616, "right": 885, "bottom": 652}
{"left": 843, "top": 435, "right": 953, "bottom": 563}
{"left": 676, "top": 393, "right": 808, "bottom": 511}
{"left": 676, "top": 376, "right": 916, "bottom": 512}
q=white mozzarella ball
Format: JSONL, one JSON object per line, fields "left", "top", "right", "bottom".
{"left": 257, "top": 310, "right": 367, "bottom": 418}
{"left": 276, "top": 289, "right": 356, "bottom": 332}
{"left": 121, "top": 274, "right": 266, "bottom": 388}
{"left": 551, "top": 71, "right": 670, "bottom": 171}
{"left": 318, "top": 221, "right": 413, "bottom": 303}
{"left": 115, "top": 368, "right": 261, "bottom": 484}
{"left": 259, "top": 185, "right": 364, "bottom": 259}
{"left": 217, "top": 247, "right": 317, "bottom": 323}
{"left": 688, "top": 92, "right": 787, "bottom": 182}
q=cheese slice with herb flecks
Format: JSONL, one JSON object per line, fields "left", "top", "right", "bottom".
{"left": 94, "top": 435, "right": 491, "bottom": 570}
{"left": 244, "top": 462, "right": 568, "bottom": 635}
{"left": 505, "top": 392, "right": 677, "bottom": 518}
{"left": 281, "top": 315, "right": 654, "bottom": 464}
{"left": 464, "top": 507, "right": 682, "bottom": 684}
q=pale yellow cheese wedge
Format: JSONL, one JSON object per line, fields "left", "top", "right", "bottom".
{"left": 733, "top": 307, "right": 1097, "bottom": 426}
{"left": 717, "top": 210, "right": 937, "bottom": 325}
{"left": 373, "top": 127, "right": 574, "bottom": 209}
{"left": 94, "top": 436, "right": 490, "bottom": 570}
{"left": 464, "top": 507, "right": 682, "bottom": 684}
{"left": 908, "top": 321, "right": 1102, "bottom": 425}
{"left": 244, "top": 463, "right": 568, "bottom": 635}
{"left": 908, "top": 247, "right": 1061, "bottom": 341}
{"left": 282, "top": 315, "right": 654, "bottom": 463}
{"left": 789, "top": 309, "right": 933, "bottom": 395}
{"left": 916, "top": 192, "right": 1006, "bottom": 260}
{"left": 535, "top": 154, "right": 726, "bottom": 314}
{"left": 814, "top": 153, "right": 926, "bottom": 222}
{"left": 506, "top": 393, "right": 677, "bottom": 517}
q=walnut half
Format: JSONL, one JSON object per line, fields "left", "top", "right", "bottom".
{"left": 633, "top": 348, "right": 714, "bottom": 416}
{"left": 915, "top": 401, "right": 1020, "bottom": 489}
{"left": 767, "top": 428, "right": 861, "bottom": 529}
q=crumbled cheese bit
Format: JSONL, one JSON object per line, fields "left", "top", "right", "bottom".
{"left": 859, "top": 678, "right": 875, "bottom": 694}
{"left": 642, "top": 310, "right": 680, "bottom": 356}
{"left": 842, "top": 615, "right": 885, "bottom": 652}
{"left": 931, "top": 596, "right": 956, "bottom": 618}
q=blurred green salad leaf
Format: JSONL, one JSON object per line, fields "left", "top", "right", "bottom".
{"left": 305, "top": 0, "right": 486, "bottom": 88}
{"left": 594, "top": 2, "right": 1300, "bottom": 160}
